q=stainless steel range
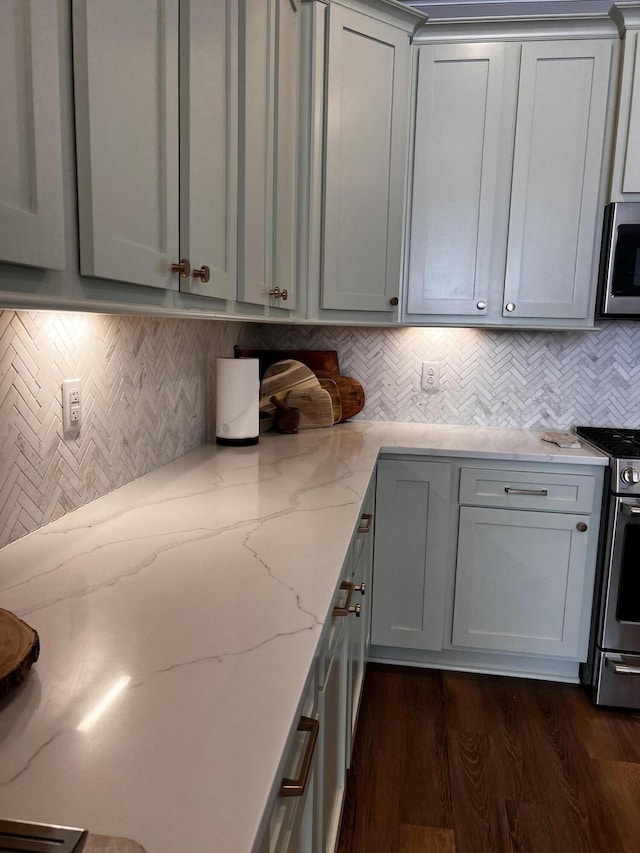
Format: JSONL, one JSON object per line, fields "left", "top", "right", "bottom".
{"left": 576, "top": 426, "right": 640, "bottom": 709}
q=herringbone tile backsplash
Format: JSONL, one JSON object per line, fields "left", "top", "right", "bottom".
{"left": 4, "top": 311, "right": 640, "bottom": 550}
{"left": 0, "top": 311, "right": 250, "bottom": 549}
{"left": 257, "top": 323, "right": 640, "bottom": 429}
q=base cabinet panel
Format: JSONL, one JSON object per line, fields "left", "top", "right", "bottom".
{"left": 452, "top": 506, "right": 592, "bottom": 657}
{"left": 371, "top": 459, "right": 452, "bottom": 651}
{"left": 319, "top": 615, "right": 349, "bottom": 853}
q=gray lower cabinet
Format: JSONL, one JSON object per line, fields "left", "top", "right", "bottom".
{"left": 371, "top": 456, "right": 604, "bottom": 675}
{"left": 261, "top": 478, "right": 374, "bottom": 852}
{"left": 371, "top": 458, "right": 453, "bottom": 651}
{"left": 452, "top": 506, "right": 591, "bottom": 657}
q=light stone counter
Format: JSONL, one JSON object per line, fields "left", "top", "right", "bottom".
{"left": 0, "top": 423, "right": 606, "bottom": 852}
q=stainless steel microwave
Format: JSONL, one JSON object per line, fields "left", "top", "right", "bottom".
{"left": 598, "top": 202, "right": 640, "bottom": 318}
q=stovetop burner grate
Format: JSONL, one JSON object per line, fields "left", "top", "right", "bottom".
{"left": 575, "top": 426, "right": 640, "bottom": 458}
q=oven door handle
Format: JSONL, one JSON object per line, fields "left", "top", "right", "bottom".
{"left": 622, "top": 503, "right": 640, "bottom": 516}
{"left": 606, "top": 656, "right": 640, "bottom": 676}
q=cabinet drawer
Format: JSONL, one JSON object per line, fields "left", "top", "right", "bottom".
{"left": 459, "top": 468, "right": 596, "bottom": 512}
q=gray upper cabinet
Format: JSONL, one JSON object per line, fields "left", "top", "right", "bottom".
{"left": 406, "top": 41, "right": 509, "bottom": 318}
{"left": 73, "top": 0, "right": 181, "bottom": 291}
{"left": 179, "top": 0, "right": 238, "bottom": 300}
{"left": 74, "top": 0, "right": 242, "bottom": 299}
{"left": 502, "top": 39, "right": 616, "bottom": 320}
{"left": 0, "top": 1, "right": 66, "bottom": 271}
{"left": 609, "top": 2, "right": 640, "bottom": 200}
{"left": 300, "top": 0, "right": 424, "bottom": 324}
{"left": 405, "top": 17, "right": 618, "bottom": 327}
{"left": 239, "top": 0, "right": 300, "bottom": 311}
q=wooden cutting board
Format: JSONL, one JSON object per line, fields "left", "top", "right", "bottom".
{"left": 260, "top": 359, "right": 320, "bottom": 417}
{"left": 0, "top": 608, "right": 39, "bottom": 701}
{"left": 85, "top": 836, "right": 146, "bottom": 852}
{"left": 240, "top": 349, "right": 340, "bottom": 377}
{"left": 285, "top": 387, "right": 334, "bottom": 429}
{"left": 318, "top": 378, "right": 342, "bottom": 424}
{"left": 315, "top": 372, "right": 365, "bottom": 422}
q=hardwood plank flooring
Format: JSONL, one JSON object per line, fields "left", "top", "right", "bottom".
{"left": 337, "top": 665, "right": 640, "bottom": 853}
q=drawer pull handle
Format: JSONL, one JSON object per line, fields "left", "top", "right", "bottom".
{"left": 279, "top": 716, "right": 319, "bottom": 797}
{"left": 333, "top": 580, "right": 355, "bottom": 617}
{"left": 606, "top": 657, "right": 640, "bottom": 676}
{"left": 622, "top": 504, "right": 640, "bottom": 516}
{"left": 358, "top": 513, "right": 372, "bottom": 534}
{"left": 504, "top": 487, "right": 548, "bottom": 497}
{"left": 354, "top": 582, "right": 366, "bottom": 596}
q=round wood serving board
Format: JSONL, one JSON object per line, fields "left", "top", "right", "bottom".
{"left": 0, "top": 608, "right": 39, "bottom": 701}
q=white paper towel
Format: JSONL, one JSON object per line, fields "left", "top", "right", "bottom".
{"left": 215, "top": 357, "right": 259, "bottom": 445}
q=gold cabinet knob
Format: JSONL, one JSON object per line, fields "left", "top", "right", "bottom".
{"left": 576, "top": 522, "right": 588, "bottom": 532}
{"left": 268, "top": 287, "right": 288, "bottom": 301}
{"left": 171, "top": 258, "right": 191, "bottom": 278}
{"left": 192, "top": 265, "right": 210, "bottom": 284}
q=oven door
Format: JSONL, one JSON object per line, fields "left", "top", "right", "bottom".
{"left": 601, "top": 495, "right": 640, "bottom": 652}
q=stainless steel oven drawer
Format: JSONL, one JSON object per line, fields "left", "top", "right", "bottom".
{"left": 594, "top": 650, "right": 640, "bottom": 709}
{"left": 0, "top": 819, "right": 87, "bottom": 852}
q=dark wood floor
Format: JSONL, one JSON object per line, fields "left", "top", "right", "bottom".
{"left": 337, "top": 665, "right": 640, "bottom": 853}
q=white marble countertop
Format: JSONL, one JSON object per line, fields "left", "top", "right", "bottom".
{"left": 0, "top": 423, "right": 606, "bottom": 852}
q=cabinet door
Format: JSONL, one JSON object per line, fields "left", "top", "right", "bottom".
{"left": 610, "top": 19, "right": 640, "bottom": 200}
{"left": 503, "top": 39, "right": 614, "bottom": 320}
{"left": 73, "top": 0, "right": 179, "bottom": 289}
{"left": 406, "top": 43, "right": 507, "bottom": 317}
{"left": 452, "top": 506, "right": 591, "bottom": 657}
{"left": 179, "top": 0, "right": 237, "bottom": 300}
{"left": 371, "top": 459, "right": 452, "bottom": 651}
{"left": 0, "top": 0, "right": 65, "bottom": 270}
{"left": 348, "top": 505, "right": 373, "bottom": 764}
{"left": 319, "top": 616, "right": 349, "bottom": 853}
{"left": 321, "top": 6, "right": 410, "bottom": 312}
{"left": 239, "top": 0, "right": 299, "bottom": 309}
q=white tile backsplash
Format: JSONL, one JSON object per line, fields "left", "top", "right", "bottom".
{"left": 0, "top": 311, "right": 252, "bottom": 549}
{"left": 256, "top": 322, "right": 640, "bottom": 429}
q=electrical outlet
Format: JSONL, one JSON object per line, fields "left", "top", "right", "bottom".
{"left": 62, "top": 378, "right": 82, "bottom": 433}
{"left": 421, "top": 361, "right": 442, "bottom": 392}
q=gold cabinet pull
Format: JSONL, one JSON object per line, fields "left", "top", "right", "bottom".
{"left": 357, "top": 513, "right": 372, "bottom": 534}
{"left": 171, "top": 259, "right": 191, "bottom": 278}
{"left": 278, "top": 716, "right": 319, "bottom": 797}
{"left": 333, "top": 580, "right": 354, "bottom": 617}
{"left": 354, "top": 582, "right": 366, "bottom": 596}
{"left": 268, "top": 286, "right": 288, "bottom": 301}
{"left": 192, "top": 265, "right": 210, "bottom": 284}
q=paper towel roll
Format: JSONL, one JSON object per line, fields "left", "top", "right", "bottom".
{"left": 216, "top": 358, "right": 259, "bottom": 446}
